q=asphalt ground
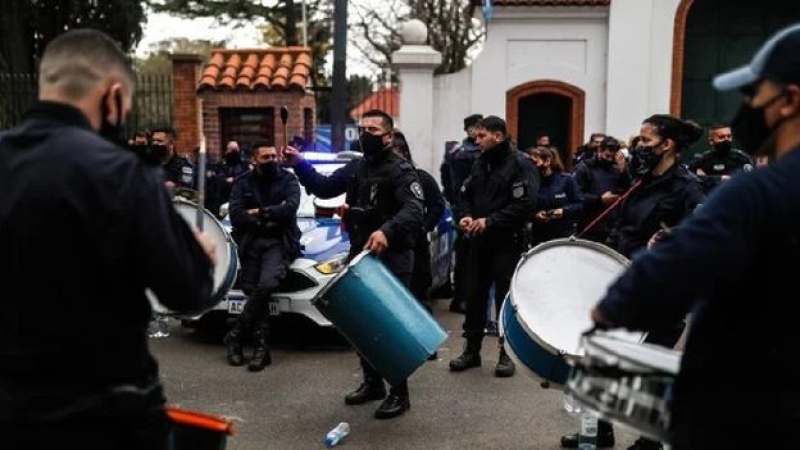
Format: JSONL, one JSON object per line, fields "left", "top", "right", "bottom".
{"left": 152, "top": 298, "right": 642, "bottom": 450}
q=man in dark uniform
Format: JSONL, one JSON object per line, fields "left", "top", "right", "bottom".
{"left": 223, "top": 143, "right": 301, "bottom": 372}
{"left": 588, "top": 22, "right": 800, "bottom": 450}
{"left": 391, "top": 130, "right": 446, "bottom": 330}
{"left": 450, "top": 115, "right": 539, "bottom": 378}
{"left": 0, "top": 29, "right": 217, "bottom": 449}
{"left": 283, "top": 109, "right": 424, "bottom": 420}
{"left": 153, "top": 126, "right": 196, "bottom": 193}
{"left": 209, "top": 140, "right": 252, "bottom": 218}
{"left": 688, "top": 123, "right": 754, "bottom": 194}
{"left": 444, "top": 113, "right": 483, "bottom": 313}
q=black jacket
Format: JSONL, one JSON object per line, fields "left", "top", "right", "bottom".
{"left": 457, "top": 140, "right": 539, "bottom": 239}
{"left": 229, "top": 167, "right": 302, "bottom": 260}
{"left": 293, "top": 150, "right": 424, "bottom": 252}
{"left": 0, "top": 101, "right": 214, "bottom": 421}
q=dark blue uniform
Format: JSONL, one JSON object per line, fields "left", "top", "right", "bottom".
{"left": 572, "top": 158, "right": 632, "bottom": 242}
{"left": 596, "top": 148, "right": 800, "bottom": 449}
{"left": 293, "top": 149, "right": 424, "bottom": 402}
{"left": 0, "top": 102, "right": 214, "bottom": 432}
{"left": 530, "top": 171, "right": 583, "bottom": 245}
{"left": 226, "top": 166, "right": 301, "bottom": 369}
{"left": 688, "top": 147, "right": 754, "bottom": 194}
{"left": 208, "top": 157, "right": 251, "bottom": 218}
{"left": 163, "top": 153, "right": 196, "bottom": 190}
{"left": 457, "top": 141, "right": 539, "bottom": 345}
{"left": 410, "top": 167, "right": 446, "bottom": 313}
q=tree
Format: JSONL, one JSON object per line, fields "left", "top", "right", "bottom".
{"left": 350, "top": 0, "right": 483, "bottom": 75}
{"left": 135, "top": 38, "right": 224, "bottom": 74}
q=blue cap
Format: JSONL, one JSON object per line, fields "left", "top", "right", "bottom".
{"left": 714, "top": 22, "right": 800, "bottom": 91}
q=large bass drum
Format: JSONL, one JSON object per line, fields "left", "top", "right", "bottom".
{"left": 499, "top": 237, "right": 644, "bottom": 389}
{"left": 149, "top": 197, "right": 239, "bottom": 315}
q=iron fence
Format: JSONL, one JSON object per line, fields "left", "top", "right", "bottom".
{"left": 0, "top": 72, "right": 173, "bottom": 134}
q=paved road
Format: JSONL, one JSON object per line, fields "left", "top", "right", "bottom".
{"left": 151, "top": 299, "right": 641, "bottom": 450}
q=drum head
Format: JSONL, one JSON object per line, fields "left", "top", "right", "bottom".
{"left": 586, "top": 334, "right": 681, "bottom": 374}
{"left": 172, "top": 199, "right": 236, "bottom": 295}
{"left": 510, "top": 238, "right": 642, "bottom": 358}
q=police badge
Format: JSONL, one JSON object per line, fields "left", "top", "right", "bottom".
{"left": 410, "top": 181, "right": 424, "bottom": 200}
{"left": 512, "top": 182, "right": 525, "bottom": 199}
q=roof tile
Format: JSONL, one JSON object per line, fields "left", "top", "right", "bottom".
{"left": 199, "top": 48, "right": 312, "bottom": 91}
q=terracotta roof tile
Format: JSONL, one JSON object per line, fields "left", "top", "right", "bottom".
{"left": 476, "top": 0, "right": 609, "bottom": 6}
{"left": 349, "top": 87, "right": 399, "bottom": 120}
{"left": 199, "top": 47, "right": 312, "bottom": 91}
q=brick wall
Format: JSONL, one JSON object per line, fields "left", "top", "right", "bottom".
{"left": 170, "top": 54, "right": 204, "bottom": 157}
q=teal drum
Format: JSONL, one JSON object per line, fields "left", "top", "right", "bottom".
{"left": 313, "top": 251, "right": 447, "bottom": 386}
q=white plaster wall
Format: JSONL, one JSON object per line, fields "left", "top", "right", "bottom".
{"left": 606, "top": 0, "right": 682, "bottom": 142}
{"left": 431, "top": 68, "right": 474, "bottom": 181}
{"left": 470, "top": 8, "right": 609, "bottom": 144}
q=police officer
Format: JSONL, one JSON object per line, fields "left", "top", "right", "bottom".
{"left": 152, "top": 126, "right": 196, "bottom": 193}
{"left": 450, "top": 115, "right": 539, "bottom": 378}
{"left": 209, "top": 140, "right": 252, "bottom": 218}
{"left": 687, "top": 123, "right": 754, "bottom": 194}
{"left": 0, "top": 29, "right": 217, "bottom": 448}
{"left": 223, "top": 143, "right": 301, "bottom": 372}
{"left": 391, "top": 130, "right": 446, "bottom": 333}
{"left": 443, "top": 113, "right": 483, "bottom": 313}
{"left": 283, "top": 109, "right": 424, "bottom": 420}
{"left": 588, "top": 22, "right": 800, "bottom": 449}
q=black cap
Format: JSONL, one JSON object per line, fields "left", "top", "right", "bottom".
{"left": 463, "top": 114, "right": 483, "bottom": 130}
{"left": 714, "top": 23, "right": 800, "bottom": 91}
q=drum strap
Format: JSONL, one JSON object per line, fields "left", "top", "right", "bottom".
{"left": 577, "top": 178, "right": 643, "bottom": 238}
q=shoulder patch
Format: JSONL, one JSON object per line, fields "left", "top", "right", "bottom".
{"left": 410, "top": 181, "right": 425, "bottom": 200}
{"left": 742, "top": 163, "right": 754, "bottom": 172}
{"left": 512, "top": 181, "right": 525, "bottom": 199}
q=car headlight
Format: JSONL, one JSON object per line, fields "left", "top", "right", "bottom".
{"left": 314, "top": 253, "right": 349, "bottom": 275}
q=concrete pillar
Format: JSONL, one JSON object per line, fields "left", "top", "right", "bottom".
{"left": 392, "top": 19, "right": 442, "bottom": 177}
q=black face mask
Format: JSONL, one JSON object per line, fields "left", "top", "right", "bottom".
{"left": 258, "top": 161, "right": 279, "bottom": 177}
{"left": 712, "top": 140, "right": 732, "bottom": 153}
{"left": 225, "top": 151, "right": 241, "bottom": 164}
{"left": 99, "top": 91, "right": 125, "bottom": 146}
{"left": 359, "top": 132, "right": 387, "bottom": 156}
{"left": 128, "top": 143, "right": 163, "bottom": 165}
{"left": 731, "top": 91, "right": 787, "bottom": 156}
{"left": 631, "top": 142, "right": 664, "bottom": 176}
{"left": 596, "top": 158, "right": 616, "bottom": 168}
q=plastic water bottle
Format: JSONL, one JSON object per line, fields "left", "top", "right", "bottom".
{"left": 324, "top": 422, "right": 350, "bottom": 448}
{"left": 563, "top": 392, "right": 582, "bottom": 417}
{"left": 578, "top": 410, "right": 598, "bottom": 450}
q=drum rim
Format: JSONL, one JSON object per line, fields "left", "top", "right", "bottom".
{"left": 312, "top": 250, "right": 367, "bottom": 305}
{"left": 582, "top": 334, "right": 681, "bottom": 375}
{"left": 508, "top": 237, "right": 630, "bottom": 358}
{"left": 174, "top": 198, "right": 235, "bottom": 245}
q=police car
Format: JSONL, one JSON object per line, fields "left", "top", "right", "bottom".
{"left": 184, "top": 151, "right": 456, "bottom": 332}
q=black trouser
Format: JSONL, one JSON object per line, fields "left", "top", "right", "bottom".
{"left": 410, "top": 233, "right": 433, "bottom": 314}
{"left": 354, "top": 248, "right": 413, "bottom": 397}
{"left": 451, "top": 231, "right": 471, "bottom": 308}
{"left": 237, "top": 239, "right": 289, "bottom": 334}
{"left": 463, "top": 235, "right": 520, "bottom": 343}
{"left": 597, "top": 322, "right": 687, "bottom": 439}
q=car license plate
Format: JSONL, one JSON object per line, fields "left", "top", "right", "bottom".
{"left": 268, "top": 300, "right": 279, "bottom": 316}
{"left": 228, "top": 298, "right": 246, "bottom": 314}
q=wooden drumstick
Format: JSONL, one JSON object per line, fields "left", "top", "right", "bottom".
{"left": 196, "top": 99, "right": 206, "bottom": 231}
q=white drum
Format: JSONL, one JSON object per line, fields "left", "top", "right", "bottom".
{"left": 149, "top": 198, "right": 239, "bottom": 315}
{"left": 566, "top": 333, "right": 682, "bottom": 443}
{"left": 499, "top": 237, "right": 643, "bottom": 389}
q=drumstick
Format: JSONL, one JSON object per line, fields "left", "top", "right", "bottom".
{"left": 576, "top": 178, "right": 643, "bottom": 238}
{"left": 280, "top": 105, "right": 289, "bottom": 161}
{"left": 195, "top": 99, "right": 206, "bottom": 232}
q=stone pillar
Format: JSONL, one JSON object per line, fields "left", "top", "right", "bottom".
{"left": 170, "top": 54, "right": 204, "bottom": 157}
{"left": 392, "top": 20, "right": 442, "bottom": 178}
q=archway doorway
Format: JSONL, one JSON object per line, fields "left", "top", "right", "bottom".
{"left": 676, "top": 0, "right": 799, "bottom": 160}
{"left": 507, "top": 80, "right": 585, "bottom": 170}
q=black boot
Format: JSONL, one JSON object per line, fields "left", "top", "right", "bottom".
{"left": 345, "top": 380, "right": 386, "bottom": 405}
{"left": 495, "top": 339, "right": 515, "bottom": 377}
{"left": 449, "top": 338, "right": 481, "bottom": 372}
{"left": 374, "top": 383, "right": 410, "bottom": 419}
{"left": 223, "top": 324, "right": 245, "bottom": 367}
{"left": 248, "top": 328, "right": 271, "bottom": 372}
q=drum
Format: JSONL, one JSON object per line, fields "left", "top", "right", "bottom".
{"left": 499, "top": 237, "right": 643, "bottom": 388}
{"left": 566, "top": 333, "right": 681, "bottom": 443}
{"left": 149, "top": 198, "right": 239, "bottom": 315}
{"left": 312, "top": 250, "right": 447, "bottom": 386}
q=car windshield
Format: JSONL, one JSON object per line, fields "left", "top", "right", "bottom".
{"left": 294, "top": 161, "right": 347, "bottom": 218}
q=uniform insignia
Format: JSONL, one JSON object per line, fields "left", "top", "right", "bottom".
{"left": 410, "top": 182, "right": 424, "bottom": 200}
{"left": 743, "top": 163, "right": 754, "bottom": 172}
{"left": 370, "top": 184, "right": 378, "bottom": 203}
{"left": 512, "top": 182, "right": 525, "bottom": 199}
{"left": 713, "top": 164, "right": 725, "bottom": 171}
